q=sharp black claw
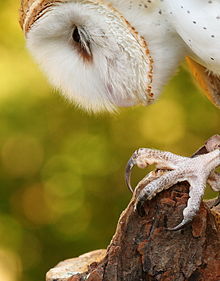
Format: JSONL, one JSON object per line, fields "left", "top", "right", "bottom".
{"left": 125, "top": 157, "right": 136, "bottom": 193}
{"left": 213, "top": 194, "right": 220, "bottom": 207}
{"left": 135, "top": 200, "right": 146, "bottom": 217}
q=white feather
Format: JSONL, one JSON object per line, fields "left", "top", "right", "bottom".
{"left": 165, "top": 0, "right": 220, "bottom": 74}
{"left": 26, "top": 0, "right": 187, "bottom": 112}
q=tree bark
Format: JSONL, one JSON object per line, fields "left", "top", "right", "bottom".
{"left": 46, "top": 139, "right": 220, "bottom": 281}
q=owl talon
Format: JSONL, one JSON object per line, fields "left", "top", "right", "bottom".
{"left": 135, "top": 200, "right": 146, "bottom": 217}
{"left": 125, "top": 157, "right": 137, "bottom": 193}
{"left": 126, "top": 147, "right": 220, "bottom": 230}
{"left": 213, "top": 194, "right": 220, "bottom": 208}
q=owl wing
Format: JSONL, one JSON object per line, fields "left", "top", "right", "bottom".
{"left": 186, "top": 57, "right": 220, "bottom": 108}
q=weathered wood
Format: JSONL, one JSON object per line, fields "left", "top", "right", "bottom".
{"left": 46, "top": 249, "right": 106, "bottom": 281}
{"left": 46, "top": 179, "right": 220, "bottom": 281}
{"left": 46, "top": 136, "right": 220, "bottom": 281}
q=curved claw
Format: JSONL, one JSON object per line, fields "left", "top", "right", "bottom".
{"left": 167, "top": 219, "right": 192, "bottom": 231}
{"left": 213, "top": 194, "right": 220, "bottom": 207}
{"left": 125, "top": 157, "right": 136, "bottom": 193}
{"left": 135, "top": 198, "right": 149, "bottom": 217}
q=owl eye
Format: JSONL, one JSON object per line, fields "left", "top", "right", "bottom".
{"left": 72, "top": 27, "right": 81, "bottom": 43}
{"left": 71, "top": 26, "right": 92, "bottom": 62}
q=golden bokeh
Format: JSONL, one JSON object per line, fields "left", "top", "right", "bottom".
{"left": 1, "top": 136, "right": 44, "bottom": 178}
{"left": 0, "top": 249, "right": 22, "bottom": 281}
{"left": 0, "top": 1, "right": 219, "bottom": 281}
{"left": 139, "top": 99, "right": 186, "bottom": 145}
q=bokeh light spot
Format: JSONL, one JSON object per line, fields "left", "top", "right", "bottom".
{"left": 63, "top": 133, "right": 117, "bottom": 175}
{"left": 1, "top": 135, "right": 44, "bottom": 178}
{"left": 0, "top": 249, "right": 22, "bottom": 281}
{"left": 44, "top": 172, "right": 85, "bottom": 216}
{"left": 0, "top": 215, "right": 23, "bottom": 250}
{"left": 139, "top": 99, "right": 186, "bottom": 145}
{"left": 54, "top": 208, "right": 91, "bottom": 240}
{"left": 20, "top": 184, "right": 55, "bottom": 225}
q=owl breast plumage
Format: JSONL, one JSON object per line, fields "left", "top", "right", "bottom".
{"left": 167, "top": 0, "right": 220, "bottom": 73}
{"left": 20, "top": 0, "right": 220, "bottom": 111}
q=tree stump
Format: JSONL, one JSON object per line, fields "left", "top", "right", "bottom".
{"left": 46, "top": 138, "right": 220, "bottom": 281}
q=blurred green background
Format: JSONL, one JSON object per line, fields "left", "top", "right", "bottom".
{"left": 0, "top": 1, "right": 219, "bottom": 281}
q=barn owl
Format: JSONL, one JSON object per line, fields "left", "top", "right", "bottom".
{"left": 19, "top": 0, "right": 220, "bottom": 229}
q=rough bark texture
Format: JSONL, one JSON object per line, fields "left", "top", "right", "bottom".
{"left": 46, "top": 181, "right": 220, "bottom": 281}
{"left": 46, "top": 137, "right": 220, "bottom": 281}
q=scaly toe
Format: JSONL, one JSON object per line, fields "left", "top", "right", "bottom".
{"left": 127, "top": 147, "right": 220, "bottom": 230}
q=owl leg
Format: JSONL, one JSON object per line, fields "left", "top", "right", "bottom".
{"left": 125, "top": 148, "right": 188, "bottom": 193}
{"left": 126, "top": 148, "right": 220, "bottom": 230}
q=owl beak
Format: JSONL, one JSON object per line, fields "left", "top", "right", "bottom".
{"left": 125, "top": 156, "right": 136, "bottom": 193}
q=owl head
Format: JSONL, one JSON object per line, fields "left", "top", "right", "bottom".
{"left": 20, "top": 0, "right": 154, "bottom": 112}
